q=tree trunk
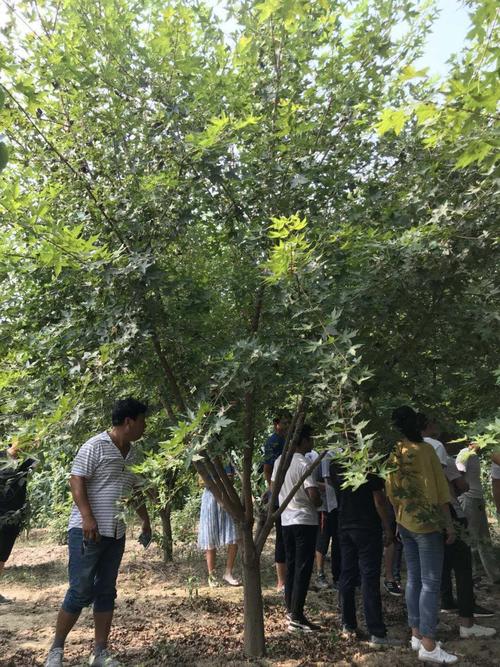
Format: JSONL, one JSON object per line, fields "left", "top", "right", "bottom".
{"left": 241, "top": 522, "right": 266, "bottom": 657}
{"left": 159, "top": 504, "right": 173, "bottom": 562}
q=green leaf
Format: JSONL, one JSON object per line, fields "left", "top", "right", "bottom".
{"left": 375, "top": 108, "right": 408, "bottom": 136}
{"left": 0, "top": 142, "right": 8, "bottom": 171}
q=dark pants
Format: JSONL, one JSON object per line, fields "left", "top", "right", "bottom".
{"left": 275, "top": 514, "right": 286, "bottom": 564}
{"left": 339, "top": 527, "right": 386, "bottom": 637}
{"left": 442, "top": 523, "right": 474, "bottom": 618}
{"left": 316, "top": 509, "right": 341, "bottom": 582}
{"left": 62, "top": 528, "right": 125, "bottom": 614}
{"left": 282, "top": 524, "right": 317, "bottom": 620}
{"left": 0, "top": 523, "right": 21, "bottom": 563}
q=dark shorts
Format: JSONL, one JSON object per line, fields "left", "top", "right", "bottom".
{"left": 61, "top": 528, "right": 125, "bottom": 614}
{"left": 0, "top": 523, "right": 21, "bottom": 562}
{"left": 316, "top": 509, "right": 338, "bottom": 555}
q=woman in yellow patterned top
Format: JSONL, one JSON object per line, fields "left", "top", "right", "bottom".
{"left": 386, "top": 406, "right": 457, "bottom": 665}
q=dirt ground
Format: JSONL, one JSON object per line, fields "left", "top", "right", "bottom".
{"left": 1, "top": 529, "right": 499, "bottom": 666}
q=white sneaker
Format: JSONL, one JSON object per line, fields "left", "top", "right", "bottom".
{"left": 460, "top": 623, "right": 497, "bottom": 639}
{"left": 44, "top": 648, "right": 64, "bottom": 667}
{"left": 89, "top": 649, "right": 122, "bottom": 666}
{"left": 222, "top": 572, "right": 241, "bottom": 586}
{"left": 411, "top": 636, "right": 421, "bottom": 651}
{"left": 418, "top": 644, "right": 458, "bottom": 664}
{"left": 411, "top": 637, "right": 442, "bottom": 652}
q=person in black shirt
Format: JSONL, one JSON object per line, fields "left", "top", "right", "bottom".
{"left": 337, "top": 470, "right": 401, "bottom": 647}
{"left": 0, "top": 442, "right": 36, "bottom": 603}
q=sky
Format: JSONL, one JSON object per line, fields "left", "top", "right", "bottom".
{"left": 0, "top": 0, "right": 472, "bottom": 78}
{"left": 417, "top": 0, "right": 471, "bottom": 76}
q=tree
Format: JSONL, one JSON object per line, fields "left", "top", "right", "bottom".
{"left": 1, "top": 0, "right": 498, "bottom": 658}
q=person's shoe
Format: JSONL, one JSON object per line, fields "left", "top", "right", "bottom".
{"left": 440, "top": 600, "right": 458, "bottom": 613}
{"left": 288, "top": 616, "right": 321, "bottom": 633}
{"left": 0, "top": 593, "right": 13, "bottom": 604}
{"left": 222, "top": 572, "right": 241, "bottom": 586}
{"left": 418, "top": 644, "right": 458, "bottom": 664}
{"left": 368, "top": 635, "right": 402, "bottom": 648}
{"left": 411, "top": 638, "right": 442, "bottom": 652}
{"left": 315, "top": 572, "right": 329, "bottom": 590}
{"left": 44, "top": 648, "right": 64, "bottom": 667}
{"left": 208, "top": 572, "right": 221, "bottom": 588}
{"left": 473, "top": 603, "right": 495, "bottom": 617}
{"left": 384, "top": 580, "right": 403, "bottom": 597}
{"left": 341, "top": 625, "right": 357, "bottom": 639}
{"left": 460, "top": 623, "right": 497, "bottom": 638}
{"left": 89, "top": 649, "right": 122, "bottom": 666}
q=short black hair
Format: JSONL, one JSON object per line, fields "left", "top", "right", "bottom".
{"left": 112, "top": 398, "right": 148, "bottom": 425}
{"left": 300, "top": 423, "right": 313, "bottom": 442}
{"left": 273, "top": 409, "right": 292, "bottom": 425}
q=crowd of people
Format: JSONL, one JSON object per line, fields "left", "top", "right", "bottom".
{"left": 1, "top": 398, "right": 499, "bottom": 667}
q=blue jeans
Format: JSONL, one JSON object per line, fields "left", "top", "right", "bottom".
{"left": 398, "top": 525, "right": 444, "bottom": 638}
{"left": 62, "top": 528, "right": 125, "bottom": 614}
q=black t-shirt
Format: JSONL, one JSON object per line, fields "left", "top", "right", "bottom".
{"left": 337, "top": 472, "right": 384, "bottom": 531}
{"left": 0, "top": 451, "right": 36, "bottom": 516}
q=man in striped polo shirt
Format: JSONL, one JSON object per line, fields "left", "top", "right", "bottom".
{"left": 45, "top": 398, "right": 151, "bottom": 667}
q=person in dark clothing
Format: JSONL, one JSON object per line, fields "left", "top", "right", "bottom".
{"left": 262, "top": 410, "right": 291, "bottom": 591}
{"left": 337, "top": 469, "right": 401, "bottom": 647}
{"left": 0, "top": 441, "right": 36, "bottom": 603}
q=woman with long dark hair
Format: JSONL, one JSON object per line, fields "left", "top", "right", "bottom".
{"left": 386, "top": 406, "right": 457, "bottom": 665}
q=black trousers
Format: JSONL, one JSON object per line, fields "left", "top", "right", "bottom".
{"left": 282, "top": 524, "right": 317, "bottom": 620}
{"left": 441, "top": 524, "right": 475, "bottom": 618}
{"left": 339, "top": 527, "right": 386, "bottom": 637}
{"left": 275, "top": 514, "right": 286, "bottom": 564}
{"left": 316, "top": 509, "right": 342, "bottom": 582}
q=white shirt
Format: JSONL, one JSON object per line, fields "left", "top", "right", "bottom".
{"left": 271, "top": 452, "right": 318, "bottom": 526}
{"left": 456, "top": 448, "right": 484, "bottom": 500}
{"left": 423, "top": 437, "right": 448, "bottom": 467}
{"left": 491, "top": 462, "right": 500, "bottom": 480}
{"left": 320, "top": 449, "right": 338, "bottom": 512}
{"left": 443, "top": 456, "right": 466, "bottom": 519}
{"left": 68, "top": 432, "right": 140, "bottom": 539}
{"left": 305, "top": 450, "right": 326, "bottom": 512}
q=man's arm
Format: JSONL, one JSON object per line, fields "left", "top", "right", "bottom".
{"left": 69, "top": 475, "right": 99, "bottom": 541}
{"left": 372, "top": 489, "right": 395, "bottom": 546}
{"left": 133, "top": 493, "right": 151, "bottom": 538}
{"left": 492, "top": 452, "right": 500, "bottom": 467}
{"left": 263, "top": 463, "right": 273, "bottom": 489}
{"left": 305, "top": 486, "right": 322, "bottom": 507}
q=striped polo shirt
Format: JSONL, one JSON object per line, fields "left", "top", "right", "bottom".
{"left": 67, "top": 431, "right": 140, "bottom": 539}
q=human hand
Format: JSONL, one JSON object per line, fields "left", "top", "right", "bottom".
{"left": 82, "top": 514, "right": 99, "bottom": 542}
{"left": 445, "top": 527, "right": 456, "bottom": 545}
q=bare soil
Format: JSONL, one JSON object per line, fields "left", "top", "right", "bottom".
{"left": 1, "top": 529, "right": 499, "bottom": 666}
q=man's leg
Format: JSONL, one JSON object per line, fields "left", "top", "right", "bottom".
{"left": 275, "top": 515, "right": 286, "bottom": 590}
{"left": 281, "top": 525, "right": 295, "bottom": 615}
{"left": 0, "top": 524, "right": 21, "bottom": 602}
{"left": 451, "top": 535, "right": 474, "bottom": 624}
{"left": 338, "top": 529, "right": 358, "bottom": 631}
{"left": 329, "top": 509, "right": 341, "bottom": 585}
{"left": 315, "top": 512, "right": 330, "bottom": 582}
{"left": 441, "top": 542, "right": 456, "bottom": 609}
{"left": 290, "top": 524, "right": 317, "bottom": 620}
{"left": 473, "top": 500, "right": 500, "bottom": 582}
{"left": 355, "top": 528, "right": 386, "bottom": 638}
{"left": 49, "top": 529, "right": 98, "bottom": 652}
{"left": 92, "top": 535, "right": 126, "bottom": 656}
